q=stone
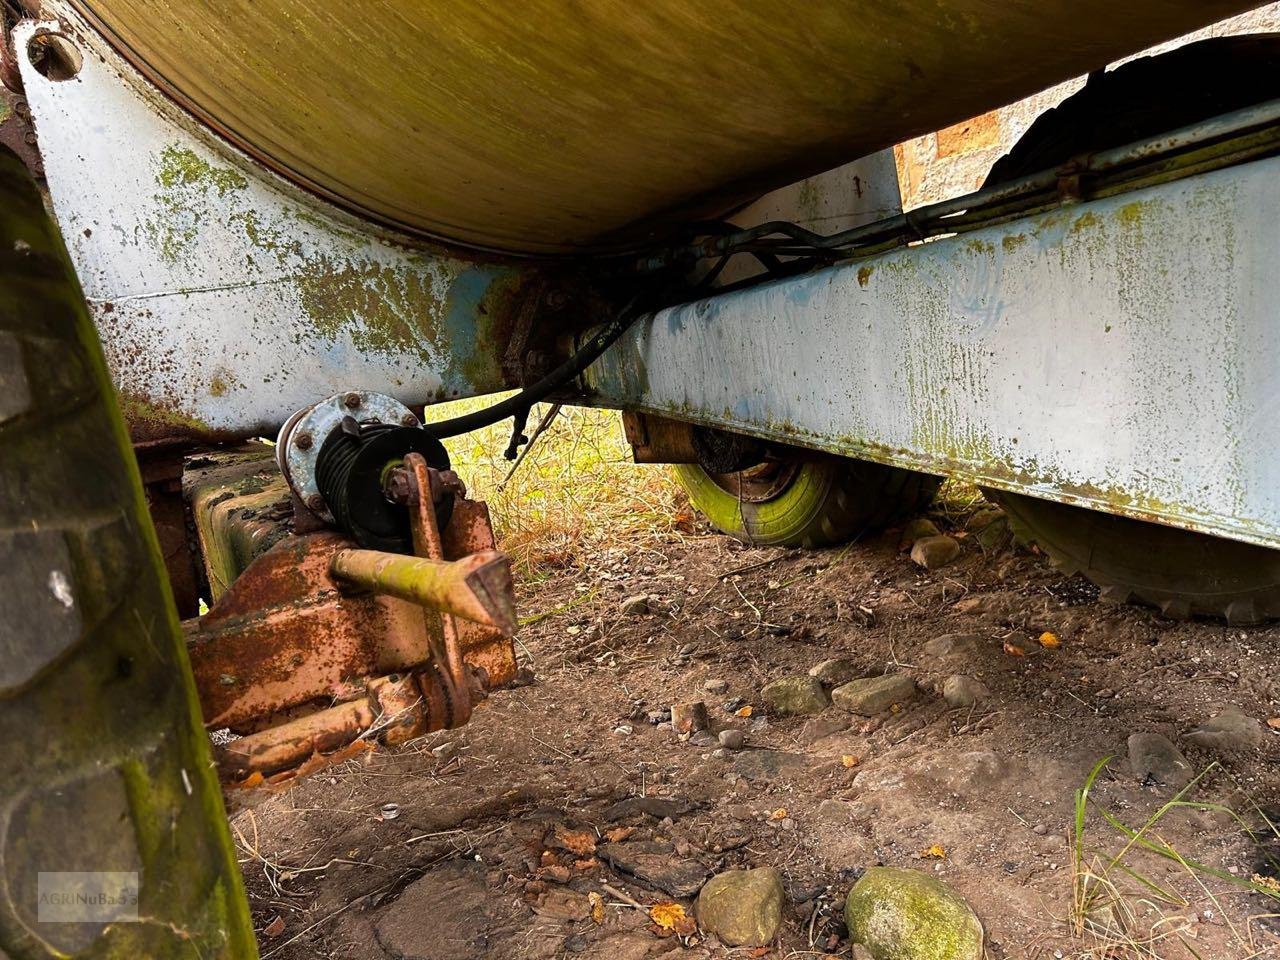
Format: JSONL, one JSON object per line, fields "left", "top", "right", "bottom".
{"left": 899, "top": 517, "right": 941, "bottom": 551}
{"left": 620, "top": 594, "right": 651, "bottom": 616}
{"left": 845, "top": 867, "right": 983, "bottom": 960}
{"left": 942, "top": 675, "right": 990, "bottom": 709}
{"left": 911, "top": 535, "right": 962, "bottom": 570}
{"left": 973, "top": 518, "right": 1012, "bottom": 554}
{"left": 832, "top": 674, "right": 917, "bottom": 715}
{"left": 965, "top": 508, "right": 1005, "bottom": 532}
{"left": 1184, "top": 708, "right": 1263, "bottom": 753}
{"left": 809, "top": 658, "right": 861, "bottom": 688}
{"left": 1128, "top": 732, "right": 1194, "bottom": 790}
{"left": 671, "top": 701, "right": 710, "bottom": 735}
{"left": 603, "top": 796, "right": 697, "bottom": 821}
{"left": 817, "top": 799, "right": 853, "bottom": 820}
{"left": 704, "top": 678, "right": 729, "bottom": 695}
{"left": 718, "top": 728, "right": 746, "bottom": 750}
{"left": 916, "top": 750, "right": 1009, "bottom": 793}
{"left": 761, "top": 676, "right": 830, "bottom": 716}
{"left": 375, "top": 863, "right": 499, "bottom": 960}
{"left": 799, "top": 714, "right": 850, "bottom": 743}
{"left": 732, "top": 749, "right": 807, "bottom": 782}
{"left": 696, "top": 867, "right": 785, "bottom": 947}
{"left": 923, "top": 633, "right": 984, "bottom": 665}
{"left": 599, "top": 841, "right": 711, "bottom": 899}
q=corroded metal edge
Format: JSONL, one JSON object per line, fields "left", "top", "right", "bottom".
{"left": 587, "top": 155, "right": 1280, "bottom": 549}
{"left": 14, "top": 14, "right": 547, "bottom": 446}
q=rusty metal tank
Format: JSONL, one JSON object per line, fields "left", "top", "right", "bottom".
{"left": 71, "top": 0, "right": 1255, "bottom": 255}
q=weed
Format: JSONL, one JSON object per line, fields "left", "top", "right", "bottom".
{"left": 423, "top": 397, "right": 684, "bottom": 578}
{"left": 1070, "top": 757, "right": 1280, "bottom": 958}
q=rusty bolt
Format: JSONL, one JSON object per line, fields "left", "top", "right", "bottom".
{"left": 343, "top": 392, "right": 363, "bottom": 410}
{"left": 400, "top": 413, "right": 418, "bottom": 427}
{"left": 383, "top": 467, "right": 414, "bottom": 505}
{"left": 436, "top": 469, "right": 467, "bottom": 499}
{"left": 295, "top": 431, "right": 313, "bottom": 450}
{"left": 306, "top": 493, "right": 325, "bottom": 513}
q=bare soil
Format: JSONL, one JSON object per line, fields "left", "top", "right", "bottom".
{"left": 228, "top": 502, "right": 1280, "bottom": 960}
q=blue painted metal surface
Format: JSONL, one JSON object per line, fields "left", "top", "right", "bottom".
{"left": 587, "top": 154, "right": 1280, "bottom": 549}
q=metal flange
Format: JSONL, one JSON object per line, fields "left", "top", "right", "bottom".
{"left": 275, "top": 390, "right": 418, "bottom": 523}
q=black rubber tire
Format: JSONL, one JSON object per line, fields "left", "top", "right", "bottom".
{"left": 984, "top": 34, "right": 1280, "bottom": 625}
{"left": 0, "top": 148, "right": 257, "bottom": 958}
{"left": 675, "top": 453, "right": 939, "bottom": 548}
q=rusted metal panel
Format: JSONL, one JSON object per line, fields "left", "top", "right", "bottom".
{"left": 587, "top": 154, "right": 1280, "bottom": 550}
{"left": 13, "top": 16, "right": 544, "bottom": 446}
{"left": 183, "top": 447, "right": 518, "bottom": 778}
{"left": 185, "top": 531, "right": 430, "bottom": 730}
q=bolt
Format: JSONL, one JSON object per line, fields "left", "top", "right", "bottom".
{"left": 306, "top": 493, "right": 325, "bottom": 513}
{"left": 400, "top": 412, "right": 418, "bottom": 427}
{"left": 383, "top": 468, "right": 414, "bottom": 505}
{"left": 295, "top": 432, "right": 313, "bottom": 450}
{"left": 344, "top": 392, "right": 362, "bottom": 410}
{"left": 436, "top": 469, "right": 467, "bottom": 499}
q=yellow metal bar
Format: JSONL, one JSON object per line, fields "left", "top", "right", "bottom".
{"left": 329, "top": 547, "right": 516, "bottom": 635}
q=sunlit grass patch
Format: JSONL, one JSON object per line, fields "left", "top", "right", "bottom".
{"left": 423, "top": 396, "right": 686, "bottom": 578}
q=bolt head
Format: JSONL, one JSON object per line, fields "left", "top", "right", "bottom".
{"left": 400, "top": 413, "right": 418, "bottom": 427}
{"left": 306, "top": 493, "right": 325, "bottom": 513}
{"left": 343, "top": 392, "right": 362, "bottom": 410}
{"left": 295, "top": 431, "right": 313, "bottom": 450}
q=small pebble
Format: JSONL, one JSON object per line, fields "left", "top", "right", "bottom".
{"left": 613, "top": 724, "right": 634, "bottom": 736}
{"left": 704, "top": 678, "right": 729, "bottom": 695}
{"left": 718, "top": 728, "right": 746, "bottom": 750}
{"left": 1032, "top": 824, "right": 1048, "bottom": 836}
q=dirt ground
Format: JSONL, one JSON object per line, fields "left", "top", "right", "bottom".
{"left": 226, "top": 494, "right": 1280, "bottom": 960}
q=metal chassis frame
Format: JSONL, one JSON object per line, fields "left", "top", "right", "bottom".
{"left": 586, "top": 152, "right": 1280, "bottom": 550}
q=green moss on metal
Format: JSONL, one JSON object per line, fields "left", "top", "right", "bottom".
{"left": 156, "top": 144, "right": 248, "bottom": 195}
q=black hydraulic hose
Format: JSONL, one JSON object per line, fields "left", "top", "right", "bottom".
{"left": 420, "top": 301, "right": 643, "bottom": 446}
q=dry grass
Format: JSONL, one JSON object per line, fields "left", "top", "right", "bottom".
{"left": 423, "top": 396, "right": 686, "bottom": 578}
{"left": 1071, "top": 758, "right": 1280, "bottom": 959}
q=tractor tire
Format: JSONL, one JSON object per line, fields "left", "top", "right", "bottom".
{"left": 675, "top": 452, "right": 939, "bottom": 548}
{"left": 983, "top": 34, "right": 1280, "bottom": 625}
{"left": 0, "top": 147, "right": 257, "bottom": 958}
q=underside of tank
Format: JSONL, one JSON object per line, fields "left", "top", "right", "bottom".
{"left": 5, "top": 4, "right": 1280, "bottom": 955}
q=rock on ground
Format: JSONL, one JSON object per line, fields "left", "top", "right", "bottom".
{"left": 942, "top": 675, "right": 989, "bottom": 708}
{"left": 809, "top": 657, "right": 861, "bottom": 687}
{"left": 697, "top": 866, "right": 785, "bottom": 947}
{"left": 671, "top": 701, "right": 710, "bottom": 734}
{"left": 911, "top": 535, "right": 962, "bottom": 570}
{"left": 619, "top": 594, "right": 651, "bottom": 616}
{"left": 1128, "top": 732, "right": 1194, "bottom": 790}
{"left": 1184, "top": 707, "right": 1263, "bottom": 753}
{"left": 599, "top": 840, "right": 710, "bottom": 899}
{"left": 762, "top": 675, "right": 830, "bottom": 715}
{"left": 375, "top": 862, "right": 506, "bottom": 960}
{"left": 845, "top": 867, "right": 983, "bottom": 960}
{"left": 900, "top": 517, "right": 941, "bottom": 551}
{"left": 832, "top": 674, "right": 916, "bottom": 715}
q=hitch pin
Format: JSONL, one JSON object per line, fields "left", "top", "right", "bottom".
{"left": 329, "top": 548, "right": 517, "bottom": 635}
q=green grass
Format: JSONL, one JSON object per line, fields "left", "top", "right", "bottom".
{"left": 1070, "top": 757, "right": 1280, "bottom": 957}
{"left": 422, "top": 396, "right": 686, "bottom": 577}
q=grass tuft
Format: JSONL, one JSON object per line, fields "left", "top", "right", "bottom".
{"left": 423, "top": 397, "right": 686, "bottom": 578}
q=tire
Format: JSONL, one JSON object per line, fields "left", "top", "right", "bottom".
{"left": 0, "top": 148, "right": 257, "bottom": 958}
{"left": 983, "top": 34, "right": 1280, "bottom": 625}
{"left": 675, "top": 452, "right": 939, "bottom": 548}
{"left": 991, "top": 491, "right": 1280, "bottom": 625}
